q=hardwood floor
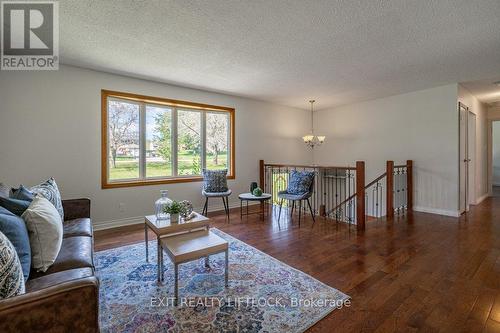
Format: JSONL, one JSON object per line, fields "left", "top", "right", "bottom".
{"left": 95, "top": 199, "right": 500, "bottom": 332}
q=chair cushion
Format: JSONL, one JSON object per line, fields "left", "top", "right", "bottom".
{"left": 202, "top": 169, "right": 228, "bottom": 193}
{"left": 277, "top": 191, "right": 309, "bottom": 200}
{"left": 30, "top": 236, "right": 93, "bottom": 278}
{"left": 30, "top": 178, "right": 64, "bottom": 220}
{"left": 0, "top": 231, "right": 25, "bottom": 299}
{"left": 21, "top": 197, "right": 63, "bottom": 273}
{"left": 25, "top": 268, "right": 93, "bottom": 292}
{"left": 0, "top": 207, "right": 31, "bottom": 281}
{"left": 202, "top": 189, "right": 232, "bottom": 197}
{"left": 287, "top": 170, "right": 315, "bottom": 195}
{"left": 0, "top": 197, "right": 31, "bottom": 216}
{"left": 63, "top": 218, "right": 93, "bottom": 238}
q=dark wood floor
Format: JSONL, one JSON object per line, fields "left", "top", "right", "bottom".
{"left": 95, "top": 199, "right": 500, "bottom": 333}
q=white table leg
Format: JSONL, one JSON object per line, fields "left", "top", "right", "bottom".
{"left": 157, "top": 236, "right": 161, "bottom": 282}
{"left": 225, "top": 249, "right": 229, "bottom": 287}
{"left": 174, "top": 263, "right": 179, "bottom": 306}
{"left": 145, "top": 223, "right": 149, "bottom": 262}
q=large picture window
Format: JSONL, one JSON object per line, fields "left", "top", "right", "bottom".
{"left": 101, "top": 90, "right": 235, "bottom": 188}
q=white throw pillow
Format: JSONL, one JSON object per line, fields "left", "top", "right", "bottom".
{"left": 21, "top": 196, "right": 63, "bottom": 272}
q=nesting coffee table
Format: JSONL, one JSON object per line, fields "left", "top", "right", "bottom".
{"left": 144, "top": 213, "right": 210, "bottom": 282}
{"left": 239, "top": 192, "right": 272, "bottom": 220}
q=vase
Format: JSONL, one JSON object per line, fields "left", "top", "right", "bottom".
{"left": 170, "top": 213, "right": 179, "bottom": 223}
{"left": 250, "top": 182, "right": 258, "bottom": 193}
{"left": 154, "top": 190, "right": 172, "bottom": 220}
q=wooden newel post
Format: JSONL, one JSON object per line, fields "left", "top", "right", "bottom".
{"left": 356, "top": 161, "right": 365, "bottom": 232}
{"left": 259, "top": 160, "right": 265, "bottom": 189}
{"left": 386, "top": 161, "right": 394, "bottom": 219}
{"left": 406, "top": 160, "right": 413, "bottom": 211}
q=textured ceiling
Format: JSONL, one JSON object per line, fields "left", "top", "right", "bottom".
{"left": 60, "top": 0, "right": 500, "bottom": 110}
{"left": 461, "top": 77, "right": 500, "bottom": 105}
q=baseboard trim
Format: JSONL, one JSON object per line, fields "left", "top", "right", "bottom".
{"left": 474, "top": 193, "right": 489, "bottom": 205}
{"left": 93, "top": 201, "right": 260, "bottom": 231}
{"left": 413, "top": 206, "right": 460, "bottom": 218}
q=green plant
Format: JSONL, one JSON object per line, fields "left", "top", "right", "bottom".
{"left": 163, "top": 201, "right": 183, "bottom": 214}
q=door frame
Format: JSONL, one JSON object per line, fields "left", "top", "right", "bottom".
{"left": 468, "top": 110, "right": 476, "bottom": 206}
{"left": 487, "top": 118, "right": 500, "bottom": 195}
{"left": 458, "top": 102, "right": 468, "bottom": 214}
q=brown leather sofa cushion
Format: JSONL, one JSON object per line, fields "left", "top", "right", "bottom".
{"left": 26, "top": 268, "right": 93, "bottom": 292}
{"left": 63, "top": 218, "right": 93, "bottom": 238}
{"left": 30, "top": 236, "right": 94, "bottom": 278}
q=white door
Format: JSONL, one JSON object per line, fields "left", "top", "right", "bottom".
{"left": 468, "top": 111, "right": 476, "bottom": 207}
{"left": 459, "top": 103, "right": 468, "bottom": 214}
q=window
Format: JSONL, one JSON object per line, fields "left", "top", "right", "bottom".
{"left": 102, "top": 90, "right": 235, "bottom": 188}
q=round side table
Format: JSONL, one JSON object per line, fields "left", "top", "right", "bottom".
{"left": 238, "top": 193, "right": 272, "bottom": 221}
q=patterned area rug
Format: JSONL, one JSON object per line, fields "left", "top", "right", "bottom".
{"left": 96, "top": 228, "right": 349, "bottom": 332}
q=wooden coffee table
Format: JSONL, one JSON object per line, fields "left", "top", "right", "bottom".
{"left": 144, "top": 213, "right": 210, "bottom": 282}
{"left": 161, "top": 229, "right": 228, "bottom": 305}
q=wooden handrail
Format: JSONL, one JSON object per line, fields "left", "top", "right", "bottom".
{"left": 326, "top": 172, "right": 387, "bottom": 217}
{"left": 263, "top": 163, "right": 356, "bottom": 170}
{"left": 365, "top": 172, "right": 387, "bottom": 188}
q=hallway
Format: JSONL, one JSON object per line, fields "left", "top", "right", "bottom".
{"left": 95, "top": 199, "right": 500, "bottom": 332}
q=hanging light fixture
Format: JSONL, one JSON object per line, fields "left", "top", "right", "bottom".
{"left": 302, "top": 100, "right": 325, "bottom": 148}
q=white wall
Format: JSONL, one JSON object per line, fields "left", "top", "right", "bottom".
{"left": 313, "top": 84, "right": 460, "bottom": 216}
{"left": 0, "top": 65, "right": 311, "bottom": 229}
{"left": 492, "top": 121, "right": 500, "bottom": 186}
{"left": 457, "top": 85, "right": 489, "bottom": 203}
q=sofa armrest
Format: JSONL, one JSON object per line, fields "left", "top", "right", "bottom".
{"left": 0, "top": 276, "right": 99, "bottom": 332}
{"left": 62, "top": 198, "right": 91, "bottom": 221}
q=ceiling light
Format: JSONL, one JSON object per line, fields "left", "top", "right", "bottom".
{"left": 302, "top": 100, "right": 325, "bottom": 149}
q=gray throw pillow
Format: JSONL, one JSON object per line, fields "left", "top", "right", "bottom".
{"left": 0, "top": 231, "right": 25, "bottom": 299}
{"left": 202, "top": 169, "right": 228, "bottom": 193}
{"left": 30, "top": 178, "right": 64, "bottom": 220}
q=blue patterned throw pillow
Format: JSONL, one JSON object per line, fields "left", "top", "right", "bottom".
{"left": 202, "top": 169, "right": 228, "bottom": 193}
{"left": 0, "top": 207, "right": 31, "bottom": 281}
{"left": 0, "top": 231, "right": 25, "bottom": 299}
{"left": 287, "top": 170, "right": 315, "bottom": 195}
{"left": 30, "top": 178, "right": 64, "bottom": 220}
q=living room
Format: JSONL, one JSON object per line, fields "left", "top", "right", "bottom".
{"left": 1, "top": 1, "right": 500, "bottom": 332}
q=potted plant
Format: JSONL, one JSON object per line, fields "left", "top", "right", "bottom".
{"left": 163, "top": 201, "right": 183, "bottom": 223}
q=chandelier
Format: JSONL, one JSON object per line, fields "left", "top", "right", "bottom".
{"left": 302, "top": 100, "right": 325, "bottom": 148}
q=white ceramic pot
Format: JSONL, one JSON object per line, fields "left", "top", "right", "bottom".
{"left": 170, "top": 213, "right": 179, "bottom": 223}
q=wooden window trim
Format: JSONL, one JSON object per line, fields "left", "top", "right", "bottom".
{"left": 101, "top": 89, "right": 235, "bottom": 189}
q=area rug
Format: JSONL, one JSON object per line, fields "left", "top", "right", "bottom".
{"left": 95, "top": 228, "right": 349, "bottom": 332}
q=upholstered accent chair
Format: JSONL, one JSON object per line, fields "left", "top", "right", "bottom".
{"left": 201, "top": 169, "right": 231, "bottom": 221}
{"left": 277, "top": 171, "right": 316, "bottom": 228}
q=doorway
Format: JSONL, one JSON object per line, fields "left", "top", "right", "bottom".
{"left": 459, "top": 103, "right": 476, "bottom": 213}
{"left": 492, "top": 121, "right": 500, "bottom": 197}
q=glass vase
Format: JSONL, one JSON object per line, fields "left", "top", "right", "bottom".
{"left": 155, "top": 190, "right": 172, "bottom": 220}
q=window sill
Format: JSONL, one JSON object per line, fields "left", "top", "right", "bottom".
{"left": 102, "top": 175, "right": 235, "bottom": 189}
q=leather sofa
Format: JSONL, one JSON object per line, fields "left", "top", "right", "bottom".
{"left": 0, "top": 198, "right": 99, "bottom": 332}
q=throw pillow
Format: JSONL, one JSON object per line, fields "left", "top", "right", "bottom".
{"left": 202, "top": 169, "right": 228, "bottom": 193}
{"left": 0, "top": 231, "right": 25, "bottom": 299}
{"left": 30, "top": 178, "right": 64, "bottom": 220}
{"left": 21, "top": 196, "right": 63, "bottom": 273}
{"left": 0, "top": 183, "right": 9, "bottom": 198}
{"left": 0, "top": 207, "right": 31, "bottom": 281}
{"left": 287, "top": 170, "right": 315, "bottom": 195}
{"left": 10, "top": 185, "right": 35, "bottom": 202}
{"left": 0, "top": 197, "right": 31, "bottom": 216}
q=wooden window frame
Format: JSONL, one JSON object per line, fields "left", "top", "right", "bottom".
{"left": 101, "top": 89, "right": 235, "bottom": 189}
